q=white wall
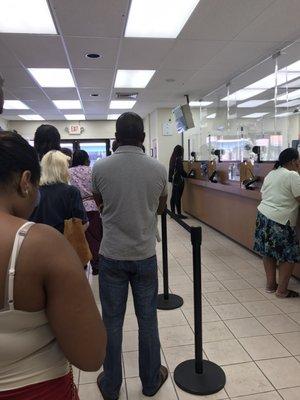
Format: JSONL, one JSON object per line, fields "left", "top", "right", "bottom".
{"left": 0, "top": 116, "right": 8, "bottom": 130}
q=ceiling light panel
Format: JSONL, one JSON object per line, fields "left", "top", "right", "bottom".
{"left": 222, "top": 89, "right": 265, "bottom": 102}
{"left": 276, "top": 99, "right": 300, "bottom": 108}
{"left": 276, "top": 89, "right": 300, "bottom": 102}
{"left": 4, "top": 100, "right": 29, "bottom": 110}
{"left": 276, "top": 112, "right": 294, "bottom": 118}
{"left": 64, "top": 114, "right": 86, "bottom": 120}
{"left": 206, "top": 113, "right": 216, "bottom": 119}
{"left": 0, "top": 0, "right": 57, "bottom": 34}
{"left": 125, "top": 0, "right": 200, "bottom": 38}
{"left": 107, "top": 114, "right": 121, "bottom": 120}
{"left": 53, "top": 100, "right": 81, "bottom": 109}
{"left": 115, "top": 70, "right": 156, "bottom": 88}
{"left": 110, "top": 100, "right": 136, "bottom": 109}
{"left": 241, "top": 113, "right": 269, "bottom": 118}
{"left": 28, "top": 68, "right": 75, "bottom": 88}
{"left": 237, "top": 100, "right": 271, "bottom": 108}
{"left": 19, "top": 114, "right": 44, "bottom": 121}
{"left": 190, "top": 101, "right": 213, "bottom": 107}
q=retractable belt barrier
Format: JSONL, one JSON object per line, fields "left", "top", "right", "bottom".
{"left": 163, "top": 210, "right": 226, "bottom": 396}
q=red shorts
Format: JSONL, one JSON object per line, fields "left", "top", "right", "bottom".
{"left": 0, "top": 372, "right": 79, "bottom": 400}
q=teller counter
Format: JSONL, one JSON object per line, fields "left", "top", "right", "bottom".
{"left": 182, "top": 160, "right": 300, "bottom": 279}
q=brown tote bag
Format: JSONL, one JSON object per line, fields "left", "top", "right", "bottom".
{"left": 64, "top": 217, "right": 92, "bottom": 266}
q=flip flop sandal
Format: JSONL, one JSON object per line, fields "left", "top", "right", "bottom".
{"left": 276, "top": 289, "right": 299, "bottom": 298}
{"left": 143, "top": 365, "right": 169, "bottom": 397}
{"left": 265, "top": 284, "right": 278, "bottom": 293}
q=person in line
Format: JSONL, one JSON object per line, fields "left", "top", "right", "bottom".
{"left": 254, "top": 148, "right": 300, "bottom": 298}
{"left": 0, "top": 73, "right": 4, "bottom": 130}
{"left": 0, "top": 132, "right": 106, "bottom": 399}
{"left": 34, "top": 124, "right": 61, "bottom": 161}
{"left": 70, "top": 150, "right": 103, "bottom": 275}
{"left": 169, "top": 145, "right": 187, "bottom": 219}
{"left": 61, "top": 147, "right": 73, "bottom": 166}
{"left": 31, "top": 150, "right": 88, "bottom": 234}
{"left": 92, "top": 112, "right": 168, "bottom": 400}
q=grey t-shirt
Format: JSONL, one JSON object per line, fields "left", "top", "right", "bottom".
{"left": 92, "top": 146, "right": 168, "bottom": 260}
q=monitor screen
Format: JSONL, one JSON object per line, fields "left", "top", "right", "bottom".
{"left": 172, "top": 104, "right": 194, "bottom": 134}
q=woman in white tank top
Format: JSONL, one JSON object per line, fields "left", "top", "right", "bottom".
{"left": 0, "top": 132, "right": 106, "bottom": 399}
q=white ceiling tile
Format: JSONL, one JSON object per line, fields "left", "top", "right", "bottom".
{"left": 118, "top": 38, "right": 175, "bottom": 69}
{"left": 85, "top": 114, "right": 109, "bottom": 120}
{"left": 9, "top": 87, "right": 49, "bottom": 101}
{"left": 41, "top": 115, "right": 67, "bottom": 121}
{"left": 3, "top": 89, "right": 17, "bottom": 100}
{"left": 147, "top": 69, "right": 198, "bottom": 90}
{"left": 0, "top": 67, "right": 37, "bottom": 88}
{"left": 161, "top": 40, "right": 228, "bottom": 70}
{"left": 83, "top": 101, "right": 108, "bottom": 114}
{"left": 79, "top": 88, "right": 111, "bottom": 101}
{"left": 73, "top": 68, "right": 115, "bottom": 88}
{"left": 180, "top": 0, "right": 275, "bottom": 40}
{"left": 50, "top": 0, "right": 128, "bottom": 37}
{"left": 65, "top": 37, "right": 119, "bottom": 68}
{"left": 1, "top": 35, "right": 68, "bottom": 68}
{"left": 43, "top": 88, "right": 79, "bottom": 100}
{"left": 25, "top": 100, "right": 59, "bottom": 113}
{"left": 235, "top": 0, "right": 300, "bottom": 43}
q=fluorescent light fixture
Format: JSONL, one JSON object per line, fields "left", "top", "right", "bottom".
{"left": 237, "top": 100, "right": 270, "bottom": 108}
{"left": 64, "top": 114, "right": 86, "bottom": 121}
{"left": 190, "top": 101, "right": 213, "bottom": 107}
{"left": 115, "top": 70, "right": 155, "bottom": 88}
{"left": 28, "top": 68, "right": 75, "bottom": 88}
{"left": 276, "top": 112, "right": 294, "bottom": 118}
{"left": 53, "top": 100, "right": 81, "bottom": 109}
{"left": 0, "top": 0, "right": 57, "bottom": 34}
{"left": 107, "top": 114, "right": 121, "bottom": 120}
{"left": 206, "top": 113, "right": 216, "bottom": 119}
{"left": 276, "top": 99, "right": 300, "bottom": 108}
{"left": 110, "top": 100, "right": 136, "bottom": 109}
{"left": 4, "top": 100, "right": 29, "bottom": 110}
{"left": 19, "top": 114, "right": 44, "bottom": 121}
{"left": 276, "top": 89, "right": 300, "bottom": 102}
{"left": 241, "top": 113, "right": 269, "bottom": 118}
{"left": 222, "top": 89, "right": 265, "bottom": 102}
{"left": 125, "top": 0, "right": 200, "bottom": 38}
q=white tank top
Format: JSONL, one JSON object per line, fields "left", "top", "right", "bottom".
{"left": 0, "top": 222, "right": 69, "bottom": 391}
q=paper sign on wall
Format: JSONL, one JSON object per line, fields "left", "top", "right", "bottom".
{"left": 162, "top": 122, "right": 173, "bottom": 136}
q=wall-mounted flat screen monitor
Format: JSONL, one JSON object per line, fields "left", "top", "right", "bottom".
{"left": 172, "top": 104, "right": 195, "bottom": 134}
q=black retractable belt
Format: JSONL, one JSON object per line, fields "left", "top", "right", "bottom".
{"left": 157, "top": 210, "right": 183, "bottom": 310}
{"left": 174, "top": 226, "right": 226, "bottom": 395}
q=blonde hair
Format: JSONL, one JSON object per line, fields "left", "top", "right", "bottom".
{"left": 40, "top": 150, "right": 70, "bottom": 185}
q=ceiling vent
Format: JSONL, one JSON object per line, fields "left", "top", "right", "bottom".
{"left": 115, "top": 92, "right": 138, "bottom": 100}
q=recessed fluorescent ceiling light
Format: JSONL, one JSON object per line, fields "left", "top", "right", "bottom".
{"left": 206, "top": 113, "right": 216, "bottom": 119}
{"left": 276, "top": 112, "right": 294, "bottom": 118}
{"left": 125, "top": 0, "right": 200, "bottom": 38}
{"left": 64, "top": 114, "right": 86, "bottom": 120}
{"left": 241, "top": 113, "right": 269, "bottom": 118}
{"left": 276, "top": 89, "right": 300, "bottom": 102}
{"left": 190, "top": 101, "right": 213, "bottom": 107}
{"left": 115, "top": 70, "right": 156, "bottom": 88}
{"left": 53, "top": 100, "right": 81, "bottom": 109}
{"left": 0, "top": 0, "right": 57, "bottom": 34}
{"left": 107, "top": 114, "right": 121, "bottom": 120}
{"left": 276, "top": 99, "right": 300, "bottom": 108}
{"left": 28, "top": 68, "right": 75, "bottom": 88}
{"left": 237, "top": 100, "right": 270, "bottom": 108}
{"left": 4, "top": 100, "right": 29, "bottom": 110}
{"left": 19, "top": 114, "right": 44, "bottom": 121}
{"left": 110, "top": 100, "right": 136, "bottom": 109}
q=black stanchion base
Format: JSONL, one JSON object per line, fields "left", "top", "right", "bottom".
{"left": 174, "top": 359, "right": 226, "bottom": 395}
{"left": 157, "top": 294, "right": 183, "bottom": 310}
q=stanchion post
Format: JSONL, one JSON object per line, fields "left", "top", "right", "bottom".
{"left": 174, "top": 226, "right": 226, "bottom": 395}
{"left": 157, "top": 210, "right": 184, "bottom": 310}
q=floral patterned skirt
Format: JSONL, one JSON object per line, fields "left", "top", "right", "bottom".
{"left": 254, "top": 211, "right": 300, "bottom": 264}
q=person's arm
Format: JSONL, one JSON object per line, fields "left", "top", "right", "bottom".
{"left": 291, "top": 172, "right": 300, "bottom": 203}
{"left": 70, "top": 186, "right": 88, "bottom": 225}
{"left": 34, "top": 225, "right": 106, "bottom": 371}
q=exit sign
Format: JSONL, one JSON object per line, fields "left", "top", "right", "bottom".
{"left": 69, "top": 124, "right": 82, "bottom": 135}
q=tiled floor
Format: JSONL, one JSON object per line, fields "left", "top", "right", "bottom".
{"left": 77, "top": 216, "right": 300, "bottom": 400}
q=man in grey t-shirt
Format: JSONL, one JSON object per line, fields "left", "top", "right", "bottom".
{"left": 92, "top": 112, "right": 168, "bottom": 400}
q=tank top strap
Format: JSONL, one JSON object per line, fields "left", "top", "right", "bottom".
{"left": 7, "top": 222, "right": 35, "bottom": 310}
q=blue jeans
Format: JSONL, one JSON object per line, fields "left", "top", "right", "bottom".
{"left": 98, "top": 255, "right": 161, "bottom": 398}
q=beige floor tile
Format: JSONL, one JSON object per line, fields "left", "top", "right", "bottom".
{"left": 204, "top": 338, "right": 251, "bottom": 365}
{"left": 203, "top": 321, "right": 234, "bottom": 343}
{"left": 160, "top": 325, "right": 194, "bottom": 348}
{"left": 202, "top": 272, "right": 218, "bottom": 282}
{"left": 222, "top": 279, "right": 252, "bottom": 291}
{"left": 275, "top": 332, "right": 300, "bottom": 356}
{"left": 225, "top": 317, "right": 269, "bottom": 338}
{"left": 279, "top": 387, "right": 300, "bottom": 400}
{"left": 239, "top": 335, "right": 290, "bottom": 360}
{"left": 222, "top": 362, "right": 273, "bottom": 398}
{"left": 257, "top": 314, "right": 300, "bottom": 334}
{"left": 202, "top": 281, "right": 226, "bottom": 293}
{"left": 124, "top": 314, "right": 139, "bottom": 332}
{"left": 72, "top": 367, "right": 80, "bottom": 386}
{"left": 123, "top": 350, "right": 166, "bottom": 378}
{"left": 205, "top": 291, "right": 238, "bottom": 306}
{"left": 213, "top": 303, "right": 252, "bottom": 320}
{"left": 288, "top": 312, "right": 300, "bottom": 324}
{"left": 78, "top": 382, "right": 127, "bottom": 400}
{"left": 242, "top": 301, "right": 282, "bottom": 317}
{"left": 212, "top": 270, "right": 241, "bottom": 281}
{"left": 271, "top": 298, "right": 300, "bottom": 314}
{"left": 79, "top": 368, "right": 103, "bottom": 384}
{"left": 123, "top": 330, "right": 138, "bottom": 352}
{"left": 231, "top": 289, "right": 267, "bottom": 302}
{"left": 126, "top": 376, "right": 177, "bottom": 399}
{"left": 183, "top": 305, "right": 220, "bottom": 325}
{"left": 231, "top": 392, "right": 282, "bottom": 400}
{"left": 257, "top": 357, "right": 300, "bottom": 389}
{"left": 158, "top": 309, "right": 188, "bottom": 328}
{"left": 163, "top": 345, "right": 196, "bottom": 372}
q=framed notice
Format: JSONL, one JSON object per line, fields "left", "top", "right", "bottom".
{"left": 162, "top": 122, "right": 173, "bottom": 136}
